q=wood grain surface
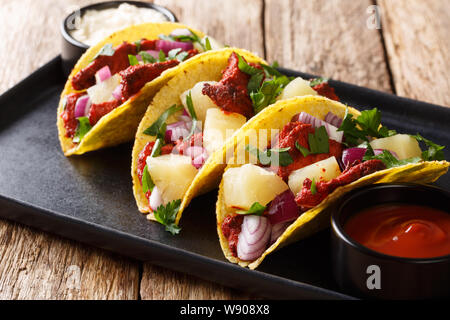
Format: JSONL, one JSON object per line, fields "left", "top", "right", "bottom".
{"left": 0, "top": 0, "right": 448, "bottom": 300}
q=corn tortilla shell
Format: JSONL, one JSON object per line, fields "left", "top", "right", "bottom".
{"left": 131, "top": 48, "right": 267, "bottom": 220}
{"left": 57, "top": 22, "right": 205, "bottom": 156}
{"left": 215, "top": 95, "right": 450, "bottom": 269}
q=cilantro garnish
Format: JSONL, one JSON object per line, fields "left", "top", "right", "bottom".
{"left": 158, "top": 29, "right": 207, "bottom": 51}
{"left": 245, "top": 145, "right": 293, "bottom": 167}
{"left": 139, "top": 51, "right": 156, "bottom": 64}
{"left": 310, "top": 178, "right": 317, "bottom": 195}
{"left": 153, "top": 199, "right": 182, "bottom": 235}
{"left": 295, "top": 126, "right": 330, "bottom": 155}
{"left": 363, "top": 150, "right": 421, "bottom": 169}
{"left": 411, "top": 134, "right": 445, "bottom": 161}
{"left": 143, "top": 104, "right": 183, "bottom": 138}
{"left": 134, "top": 40, "right": 141, "bottom": 52}
{"left": 204, "top": 37, "right": 212, "bottom": 51}
{"left": 184, "top": 92, "right": 199, "bottom": 141}
{"left": 73, "top": 117, "right": 92, "bottom": 143}
{"left": 142, "top": 164, "right": 154, "bottom": 193}
{"left": 236, "top": 54, "right": 293, "bottom": 114}
{"left": 128, "top": 54, "right": 139, "bottom": 66}
{"left": 158, "top": 49, "right": 166, "bottom": 62}
{"left": 91, "top": 43, "right": 115, "bottom": 62}
{"left": 235, "top": 202, "right": 266, "bottom": 216}
{"left": 309, "top": 77, "right": 328, "bottom": 87}
{"left": 338, "top": 107, "right": 396, "bottom": 146}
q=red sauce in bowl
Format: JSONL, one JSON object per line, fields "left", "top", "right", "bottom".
{"left": 344, "top": 204, "right": 450, "bottom": 258}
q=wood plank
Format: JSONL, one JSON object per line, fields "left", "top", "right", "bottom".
{"left": 0, "top": 0, "right": 139, "bottom": 300}
{"left": 264, "top": 0, "right": 392, "bottom": 92}
{"left": 378, "top": 0, "right": 450, "bottom": 106}
{"left": 139, "top": 0, "right": 266, "bottom": 300}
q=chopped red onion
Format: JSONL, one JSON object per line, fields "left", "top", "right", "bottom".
{"left": 155, "top": 40, "right": 193, "bottom": 55}
{"left": 342, "top": 147, "right": 398, "bottom": 168}
{"left": 111, "top": 84, "right": 123, "bottom": 100}
{"left": 237, "top": 215, "right": 271, "bottom": 261}
{"left": 185, "top": 146, "right": 208, "bottom": 169}
{"left": 165, "top": 121, "right": 190, "bottom": 143}
{"left": 74, "top": 95, "right": 91, "bottom": 118}
{"left": 295, "top": 112, "right": 343, "bottom": 143}
{"left": 270, "top": 221, "right": 291, "bottom": 244}
{"left": 324, "top": 111, "right": 343, "bottom": 128}
{"left": 267, "top": 190, "right": 299, "bottom": 225}
{"left": 95, "top": 66, "right": 112, "bottom": 83}
{"left": 149, "top": 186, "right": 163, "bottom": 211}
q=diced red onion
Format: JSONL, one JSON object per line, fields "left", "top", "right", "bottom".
{"left": 95, "top": 66, "right": 111, "bottom": 83}
{"left": 237, "top": 215, "right": 271, "bottom": 261}
{"left": 324, "top": 111, "right": 343, "bottom": 128}
{"left": 170, "top": 28, "right": 192, "bottom": 37}
{"left": 295, "top": 112, "right": 343, "bottom": 143}
{"left": 270, "top": 221, "right": 291, "bottom": 244}
{"left": 155, "top": 40, "right": 193, "bottom": 55}
{"left": 149, "top": 186, "right": 163, "bottom": 211}
{"left": 165, "top": 121, "right": 190, "bottom": 143}
{"left": 267, "top": 190, "right": 299, "bottom": 225}
{"left": 192, "top": 151, "right": 208, "bottom": 169}
{"left": 112, "top": 84, "right": 123, "bottom": 100}
{"left": 185, "top": 146, "right": 208, "bottom": 169}
{"left": 74, "top": 95, "right": 91, "bottom": 118}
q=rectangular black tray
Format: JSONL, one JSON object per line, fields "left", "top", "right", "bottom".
{"left": 0, "top": 57, "right": 449, "bottom": 300}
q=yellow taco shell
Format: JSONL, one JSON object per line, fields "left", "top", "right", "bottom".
{"left": 57, "top": 22, "right": 205, "bottom": 156}
{"left": 215, "top": 95, "right": 449, "bottom": 269}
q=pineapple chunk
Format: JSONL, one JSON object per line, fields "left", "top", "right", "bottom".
{"left": 370, "top": 134, "right": 422, "bottom": 160}
{"left": 288, "top": 157, "right": 341, "bottom": 195}
{"left": 277, "top": 77, "right": 318, "bottom": 101}
{"left": 87, "top": 74, "right": 121, "bottom": 104}
{"left": 223, "top": 164, "right": 289, "bottom": 210}
{"left": 146, "top": 154, "right": 198, "bottom": 204}
{"left": 203, "top": 108, "right": 247, "bottom": 156}
{"left": 180, "top": 81, "right": 219, "bottom": 122}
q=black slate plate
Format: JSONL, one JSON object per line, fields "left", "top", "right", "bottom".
{"left": 0, "top": 57, "right": 448, "bottom": 300}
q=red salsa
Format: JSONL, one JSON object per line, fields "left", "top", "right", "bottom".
{"left": 345, "top": 204, "right": 450, "bottom": 258}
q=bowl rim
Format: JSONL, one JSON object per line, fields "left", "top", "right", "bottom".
{"left": 61, "top": 0, "right": 178, "bottom": 49}
{"left": 331, "top": 182, "right": 450, "bottom": 264}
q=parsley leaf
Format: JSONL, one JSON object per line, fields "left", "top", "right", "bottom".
{"left": 90, "top": 43, "right": 115, "bottom": 62}
{"left": 139, "top": 51, "right": 156, "bottom": 64}
{"left": 235, "top": 202, "right": 266, "bottom": 215}
{"left": 295, "top": 141, "right": 310, "bottom": 157}
{"left": 128, "top": 54, "right": 139, "bottom": 66}
{"left": 363, "top": 150, "right": 421, "bottom": 168}
{"left": 308, "top": 126, "right": 329, "bottom": 154}
{"left": 183, "top": 92, "right": 200, "bottom": 141}
{"left": 141, "top": 164, "right": 154, "bottom": 193}
{"left": 134, "top": 40, "right": 141, "bottom": 52}
{"left": 73, "top": 117, "right": 92, "bottom": 143}
{"left": 204, "top": 37, "right": 212, "bottom": 51}
{"left": 168, "top": 48, "right": 182, "bottom": 59}
{"left": 310, "top": 178, "right": 317, "bottom": 195}
{"left": 309, "top": 77, "right": 328, "bottom": 87}
{"left": 338, "top": 107, "right": 396, "bottom": 147}
{"left": 245, "top": 145, "right": 293, "bottom": 167}
{"left": 158, "top": 49, "right": 166, "bottom": 62}
{"left": 143, "top": 104, "right": 183, "bottom": 137}
{"left": 153, "top": 199, "right": 182, "bottom": 235}
{"left": 411, "top": 134, "right": 445, "bottom": 161}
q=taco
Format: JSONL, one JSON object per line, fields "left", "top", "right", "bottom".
{"left": 131, "top": 48, "right": 341, "bottom": 233}
{"left": 57, "top": 22, "right": 222, "bottom": 156}
{"left": 216, "top": 95, "right": 449, "bottom": 269}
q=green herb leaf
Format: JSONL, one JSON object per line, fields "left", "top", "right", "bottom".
{"left": 143, "top": 104, "right": 183, "bottom": 137}
{"left": 73, "top": 117, "right": 92, "bottom": 143}
{"left": 204, "top": 37, "right": 212, "bottom": 51}
{"left": 153, "top": 199, "right": 182, "bottom": 235}
{"left": 235, "top": 202, "right": 266, "bottom": 216}
{"left": 141, "top": 164, "right": 155, "bottom": 193}
{"left": 309, "top": 77, "right": 328, "bottom": 87}
{"left": 261, "top": 62, "right": 283, "bottom": 78}
{"left": 128, "top": 54, "right": 139, "bottom": 66}
{"left": 158, "top": 49, "right": 166, "bottom": 62}
{"left": 308, "top": 126, "right": 329, "bottom": 154}
{"left": 134, "top": 40, "right": 142, "bottom": 52}
{"left": 91, "top": 43, "right": 115, "bottom": 61}
{"left": 245, "top": 145, "right": 293, "bottom": 167}
{"left": 168, "top": 48, "right": 182, "bottom": 59}
{"left": 411, "top": 134, "right": 445, "bottom": 161}
{"left": 310, "top": 178, "right": 317, "bottom": 195}
{"left": 175, "top": 51, "right": 189, "bottom": 62}
{"left": 363, "top": 150, "right": 421, "bottom": 168}
{"left": 184, "top": 92, "right": 198, "bottom": 141}
{"left": 139, "top": 51, "right": 156, "bottom": 64}
{"left": 295, "top": 141, "right": 310, "bottom": 157}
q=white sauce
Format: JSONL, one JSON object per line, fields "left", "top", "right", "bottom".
{"left": 69, "top": 3, "right": 169, "bottom": 46}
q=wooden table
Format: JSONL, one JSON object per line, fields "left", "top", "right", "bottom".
{"left": 0, "top": 0, "right": 448, "bottom": 299}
